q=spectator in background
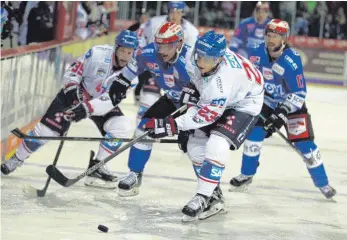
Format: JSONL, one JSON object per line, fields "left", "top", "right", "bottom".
{"left": 229, "top": 1, "right": 271, "bottom": 58}
{"left": 335, "top": 7, "right": 346, "bottom": 39}
{"left": 18, "top": 1, "right": 38, "bottom": 46}
{"left": 27, "top": 1, "right": 54, "bottom": 44}
{"left": 1, "top": 1, "right": 22, "bottom": 49}
{"left": 75, "top": 2, "right": 90, "bottom": 40}
{"left": 128, "top": 11, "right": 150, "bottom": 32}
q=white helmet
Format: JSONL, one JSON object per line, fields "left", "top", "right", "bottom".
{"left": 265, "top": 19, "right": 290, "bottom": 38}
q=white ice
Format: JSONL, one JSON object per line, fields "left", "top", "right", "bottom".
{"left": 1, "top": 85, "right": 347, "bottom": 240}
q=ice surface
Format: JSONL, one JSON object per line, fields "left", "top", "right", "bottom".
{"left": 1, "top": 86, "right": 347, "bottom": 240}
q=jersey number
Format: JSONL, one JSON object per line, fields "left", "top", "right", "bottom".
{"left": 198, "top": 106, "right": 218, "bottom": 122}
{"left": 235, "top": 53, "right": 262, "bottom": 86}
{"left": 71, "top": 61, "right": 84, "bottom": 76}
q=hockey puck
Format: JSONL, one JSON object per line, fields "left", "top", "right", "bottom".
{"left": 98, "top": 225, "right": 108, "bottom": 233}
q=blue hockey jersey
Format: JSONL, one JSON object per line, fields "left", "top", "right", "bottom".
{"left": 229, "top": 17, "right": 270, "bottom": 57}
{"left": 248, "top": 42, "right": 307, "bottom": 113}
{"left": 122, "top": 43, "right": 192, "bottom": 102}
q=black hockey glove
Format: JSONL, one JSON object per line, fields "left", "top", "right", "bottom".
{"left": 264, "top": 105, "right": 290, "bottom": 132}
{"left": 144, "top": 116, "right": 178, "bottom": 138}
{"left": 63, "top": 83, "right": 82, "bottom": 106}
{"left": 64, "top": 102, "right": 93, "bottom": 122}
{"left": 179, "top": 83, "right": 200, "bottom": 107}
{"left": 177, "top": 130, "right": 193, "bottom": 153}
{"left": 108, "top": 73, "right": 131, "bottom": 106}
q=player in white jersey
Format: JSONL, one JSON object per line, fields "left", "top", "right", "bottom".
{"left": 1, "top": 30, "right": 139, "bottom": 189}
{"left": 144, "top": 31, "right": 264, "bottom": 221}
{"left": 134, "top": 1, "right": 200, "bottom": 106}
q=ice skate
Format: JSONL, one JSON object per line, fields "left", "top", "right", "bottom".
{"left": 319, "top": 185, "right": 337, "bottom": 199}
{"left": 118, "top": 171, "right": 142, "bottom": 197}
{"left": 199, "top": 186, "right": 226, "bottom": 220}
{"left": 1, "top": 154, "right": 23, "bottom": 175}
{"left": 181, "top": 194, "right": 209, "bottom": 222}
{"left": 229, "top": 174, "right": 253, "bottom": 192}
{"left": 84, "top": 151, "right": 118, "bottom": 189}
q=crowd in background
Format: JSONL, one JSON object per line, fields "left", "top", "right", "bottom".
{"left": 1, "top": 1, "right": 347, "bottom": 50}
{"left": 1, "top": 1, "right": 109, "bottom": 49}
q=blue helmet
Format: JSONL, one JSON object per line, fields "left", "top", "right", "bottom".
{"left": 194, "top": 30, "right": 226, "bottom": 58}
{"left": 168, "top": 1, "right": 185, "bottom": 11}
{"left": 115, "top": 30, "right": 139, "bottom": 49}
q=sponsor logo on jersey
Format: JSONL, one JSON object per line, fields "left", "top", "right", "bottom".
{"left": 287, "top": 93, "right": 305, "bottom": 108}
{"left": 254, "top": 28, "right": 264, "bottom": 38}
{"left": 246, "top": 24, "right": 255, "bottom": 31}
{"left": 146, "top": 62, "right": 159, "bottom": 70}
{"left": 104, "top": 58, "right": 111, "bottom": 63}
{"left": 128, "top": 59, "right": 138, "bottom": 72}
{"left": 173, "top": 67, "right": 179, "bottom": 79}
{"left": 215, "top": 76, "right": 223, "bottom": 93}
{"left": 285, "top": 55, "right": 298, "bottom": 70}
{"left": 264, "top": 82, "right": 285, "bottom": 96}
{"left": 262, "top": 67, "right": 273, "bottom": 80}
{"left": 211, "top": 98, "right": 226, "bottom": 108}
{"left": 97, "top": 68, "right": 107, "bottom": 77}
{"left": 249, "top": 56, "right": 260, "bottom": 64}
{"left": 272, "top": 63, "right": 285, "bottom": 76}
{"left": 85, "top": 49, "right": 92, "bottom": 59}
{"left": 141, "top": 48, "right": 154, "bottom": 54}
{"left": 296, "top": 74, "right": 304, "bottom": 88}
{"left": 163, "top": 74, "right": 175, "bottom": 87}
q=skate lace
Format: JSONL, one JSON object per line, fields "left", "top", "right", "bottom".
{"left": 122, "top": 171, "right": 138, "bottom": 185}
{"left": 98, "top": 163, "right": 113, "bottom": 175}
{"left": 188, "top": 195, "right": 207, "bottom": 210}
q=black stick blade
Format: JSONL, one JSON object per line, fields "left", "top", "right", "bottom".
{"left": 11, "top": 128, "right": 25, "bottom": 138}
{"left": 46, "top": 165, "right": 69, "bottom": 187}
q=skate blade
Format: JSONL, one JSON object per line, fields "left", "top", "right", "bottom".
{"left": 118, "top": 187, "right": 139, "bottom": 197}
{"left": 229, "top": 184, "right": 250, "bottom": 192}
{"left": 181, "top": 214, "right": 199, "bottom": 222}
{"left": 199, "top": 203, "right": 227, "bottom": 220}
{"left": 84, "top": 177, "right": 117, "bottom": 189}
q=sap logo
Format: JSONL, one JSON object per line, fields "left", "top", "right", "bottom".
{"left": 285, "top": 55, "right": 298, "bottom": 70}
{"left": 211, "top": 168, "right": 223, "bottom": 178}
{"left": 264, "top": 83, "right": 285, "bottom": 96}
{"left": 104, "top": 58, "right": 111, "bottom": 63}
{"left": 211, "top": 98, "right": 226, "bottom": 108}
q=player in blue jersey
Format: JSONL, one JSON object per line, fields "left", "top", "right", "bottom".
{"left": 228, "top": 19, "right": 337, "bottom": 199}
{"left": 229, "top": 1, "right": 271, "bottom": 58}
{"left": 107, "top": 22, "right": 192, "bottom": 196}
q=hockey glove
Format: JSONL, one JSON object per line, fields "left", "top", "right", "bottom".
{"left": 144, "top": 116, "right": 178, "bottom": 138}
{"left": 108, "top": 73, "right": 131, "bottom": 106}
{"left": 264, "top": 105, "right": 290, "bottom": 132}
{"left": 64, "top": 102, "right": 93, "bottom": 122}
{"left": 178, "top": 130, "right": 193, "bottom": 153}
{"left": 179, "top": 83, "right": 200, "bottom": 107}
{"left": 63, "top": 83, "right": 82, "bottom": 106}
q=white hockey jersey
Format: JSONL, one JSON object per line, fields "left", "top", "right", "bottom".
{"left": 175, "top": 49, "right": 265, "bottom": 131}
{"left": 137, "top": 15, "right": 199, "bottom": 48}
{"left": 63, "top": 44, "right": 138, "bottom": 116}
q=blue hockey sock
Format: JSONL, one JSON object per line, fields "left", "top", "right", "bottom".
{"left": 128, "top": 146, "right": 152, "bottom": 173}
{"left": 241, "top": 126, "right": 266, "bottom": 176}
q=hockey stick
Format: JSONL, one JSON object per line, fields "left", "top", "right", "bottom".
{"left": 46, "top": 105, "right": 187, "bottom": 187}
{"left": 259, "top": 114, "right": 308, "bottom": 160}
{"left": 11, "top": 128, "right": 178, "bottom": 144}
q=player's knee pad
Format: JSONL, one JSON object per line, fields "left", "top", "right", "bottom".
{"left": 243, "top": 139, "right": 263, "bottom": 157}
{"left": 99, "top": 132, "right": 122, "bottom": 153}
{"left": 103, "top": 116, "right": 131, "bottom": 138}
{"left": 205, "top": 134, "right": 230, "bottom": 166}
{"left": 294, "top": 141, "right": 322, "bottom": 168}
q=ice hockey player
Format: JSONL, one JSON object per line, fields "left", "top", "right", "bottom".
{"left": 229, "top": 19, "right": 337, "bottom": 199}
{"left": 229, "top": 1, "right": 271, "bottom": 58}
{"left": 144, "top": 30, "right": 265, "bottom": 221}
{"left": 134, "top": 1, "right": 199, "bottom": 105}
{"left": 107, "top": 22, "right": 192, "bottom": 197}
{"left": 1, "top": 30, "right": 139, "bottom": 189}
